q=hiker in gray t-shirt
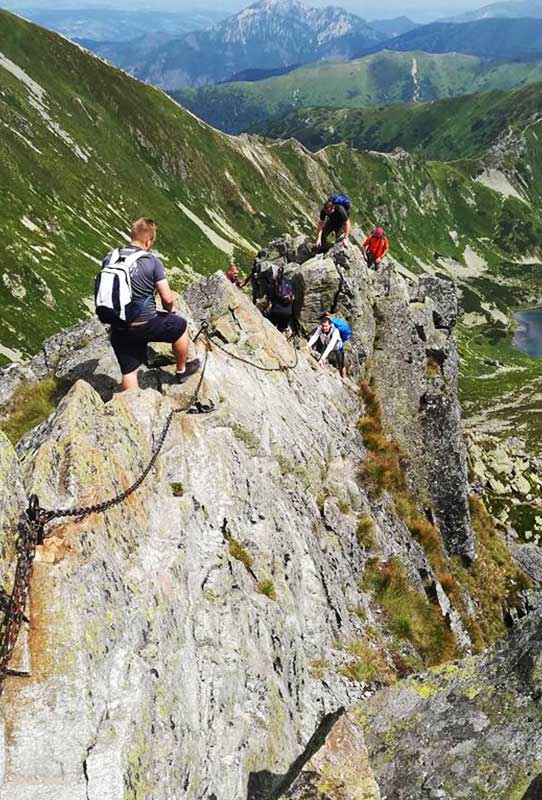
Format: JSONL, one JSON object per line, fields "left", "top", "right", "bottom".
{"left": 103, "top": 217, "right": 200, "bottom": 391}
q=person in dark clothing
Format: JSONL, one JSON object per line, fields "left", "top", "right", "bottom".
{"left": 240, "top": 257, "right": 261, "bottom": 303}
{"left": 316, "top": 198, "right": 351, "bottom": 251}
{"left": 267, "top": 270, "right": 294, "bottom": 333}
{"left": 102, "top": 217, "right": 200, "bottom": 391}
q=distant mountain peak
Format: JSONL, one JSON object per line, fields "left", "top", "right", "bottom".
{"left": 250, "top": 0, "right": 307, "bottom": 10}
{"left": 83, "top": 0, "right": 384, "bottom": 90}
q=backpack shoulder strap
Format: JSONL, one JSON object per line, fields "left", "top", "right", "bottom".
{"left": 123, "top": 248, "right": 148, "bottom": 267}
{"left": 105, "top": 248, "right": 121, "bottom": 267}
{"left": 105, "top": 248, "right": 147, "bottom": 270}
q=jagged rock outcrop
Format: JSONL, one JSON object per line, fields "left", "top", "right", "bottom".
{"left": 360, "top": 606, "right": 542, "bottom": 800}
{"left": 285, "top": 606, "right": 542, "bottom": 800}
{"left": 0, "top": 239, "right": 532, "bottom": 799}
{"left": 253, "top": 236, "right": 474, "bottom": 560}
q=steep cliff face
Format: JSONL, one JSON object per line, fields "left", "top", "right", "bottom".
{"left": 285, "top": 606, "right": 542, "bottom": 800}
{"left": 0, "top": 241, "right": 535, "bottom": 799}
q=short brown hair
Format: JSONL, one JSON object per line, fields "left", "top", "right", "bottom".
{"left": 131, "top": 217, "right": 157, "bottom": 241}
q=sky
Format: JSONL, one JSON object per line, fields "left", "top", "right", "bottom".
{"left": 2, "top": 0, "right": 496, "bottom": 22}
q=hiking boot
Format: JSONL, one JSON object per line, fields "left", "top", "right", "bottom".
{"left": 176, "top": 358, "right": 201, "bottom": 384}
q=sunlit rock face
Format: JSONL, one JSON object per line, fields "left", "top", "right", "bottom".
{"left": 0, "top": 240, "right": 498, "bottom": 800}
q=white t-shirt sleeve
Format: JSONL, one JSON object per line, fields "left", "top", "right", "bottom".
{"left": 321, "top": 328, "right": 342, "bottom": 362}
{"left": 308, "top": 325, "right": 322, "bottom": 348}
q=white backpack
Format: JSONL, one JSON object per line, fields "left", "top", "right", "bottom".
{"left": 94, "top": 248, "right": 148, "bottom": 326}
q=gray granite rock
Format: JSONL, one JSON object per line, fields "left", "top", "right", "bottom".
{"left": 361, "top": 607, "right": 542, "bottom": 800}
{"left": 0, "top": 242, "right": 505, "bottom": 799}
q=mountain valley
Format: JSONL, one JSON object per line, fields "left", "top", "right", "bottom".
{"left": 176, "top": 51, "right": 542, "bottom": 134}
{"left": 77, "top": 0, "right": 385, "bottom": 90}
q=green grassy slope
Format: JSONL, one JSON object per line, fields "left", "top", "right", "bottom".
{"left": 257, "top": 81, "right": 542, "bottom": 160}
{"left": 175, "top": 51, "right": 542, "bottom": 135}
{"left": 0, "top": 10, "right": 325, "bottom": 362}
{"left": 3, "top": 10, "right": 542, "bottom": 532}
{"left": 1, "top": 8, "right": 542, "bottom": 368}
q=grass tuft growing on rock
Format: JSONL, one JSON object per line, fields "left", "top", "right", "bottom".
{"left": 365, "top": 558, "right": 457, "bottom": 668}
{"left": 358, "top": 380, "right": 409, "bottom": 498}
{"left": 0, "top": 378, "right": 62, "bottom": 444}
{"left": 451, "top": 496, "right": 532, "bottom": 648}
{"left": 359, "top": 380, "right": 447, "bottom": 573}
{"left": 339, "top": 640, "right": 395, "bottom": 685}
{"left": 357, "top": 514, "right": 377, "bottom": 549}
{"left": 359, "top": 379, "right": 533, "bottom": 654}
{"left": 257, "top": 578, "right": 277, "bottom": 601}
{"left": 228, "top": 538, "right": 254, "bottom": 571}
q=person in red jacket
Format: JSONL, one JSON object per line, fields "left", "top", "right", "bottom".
{"left": 225, "top": 258, "right": 242, "bottom": 287}
{"left": 362, "top": 227, "right": 389, "bottom": 269}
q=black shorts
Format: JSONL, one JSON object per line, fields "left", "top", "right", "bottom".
{"left": 110, "top": 312, "right": 187, "bottom": 375}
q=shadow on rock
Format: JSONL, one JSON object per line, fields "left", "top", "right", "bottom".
{"left": 522, "top": 774, "right": 542, "bottom": 799}
{"left": 246, "top": 709, "right": 344, "bottom": 800}
{"left": 61, "top": 358, "right": 119, "bottom": 402}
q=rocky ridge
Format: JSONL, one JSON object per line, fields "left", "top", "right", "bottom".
{"left": 0, "top": 239, "right": 538, "bottom": 799}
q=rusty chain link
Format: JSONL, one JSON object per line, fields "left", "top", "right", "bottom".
{"left": 0, "top": 510, "right": 41, "bottom": 696}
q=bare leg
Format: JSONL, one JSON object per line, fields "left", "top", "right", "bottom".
{"left": 173, "top": 328, "right": 189, "bottom": 372}
{"left": 121, "top": 369, "right": 139, "bottom": 392}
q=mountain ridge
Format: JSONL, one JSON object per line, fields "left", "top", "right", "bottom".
{"left": 74, "top": 0, "right": 385, "bottom": 89}
{"left": 255, "top": 81, "right": 542, "bottom": 159}
{"left": 365, "top": 17, "right": 542, "bottom": 60}
{"left": 3, "top": 6, "right": 542, "bottom": 538}
{"left": 0, "top": 239, "right": 539, "bottom": 799}
{"left": 175, "top": 50, "right": 542, "bottom": 135}
{"left": 446, "top": 0, "right": 542, "bottom": 22}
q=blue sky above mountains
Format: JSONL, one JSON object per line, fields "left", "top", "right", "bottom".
{"left": 3, "top": 0, "right": 499, "bottom": 23}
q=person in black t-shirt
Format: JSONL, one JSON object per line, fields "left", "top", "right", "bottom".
{"left": 316, "top": 198, "right": 351, "bottom": 251}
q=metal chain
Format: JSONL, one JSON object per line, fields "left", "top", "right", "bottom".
{"left": 0, "top": 318, "right": 298, "bottom": 692}
{"left": 0, "top": 328, "right": 211, "bottom": 693}
{"left": 204, "top": 329, "right": 299, "bottom": 373}
{"left": 46, "top": 340, "right": 209, "bottom": 525}
{"left": 0, "top": 513, "right": 41, "bottom": 696}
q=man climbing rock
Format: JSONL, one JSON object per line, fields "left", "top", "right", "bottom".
{"left": 308, "top": 314, "right": 346, "bottom": 378}
{"left": 316, "top": 195, "right": 352, "bottom": 251}
{"left": 362, "top": 227, "right": 389, "bottom": 269}
{"left": 96, "top": 217, "right": 200, "bottom": 391}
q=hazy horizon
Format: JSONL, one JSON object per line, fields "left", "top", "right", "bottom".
{"left": 0, "top": 0, "right": 502, "bottom": 24}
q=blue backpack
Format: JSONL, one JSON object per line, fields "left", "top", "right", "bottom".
{"left": 330, "top": 317, "right": 352, "bottom": 342}
{"left": 331, "top": 194, "right": 352, "bottom": 214}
